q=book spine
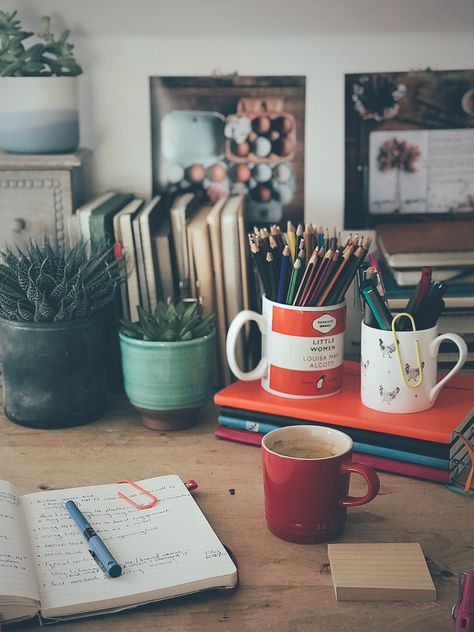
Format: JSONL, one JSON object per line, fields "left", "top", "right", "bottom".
{"left": 214, "top": 426, "right": 451, "bottom": 483}
{"left": 219, "top": 415, "right": 278, "bottom": 435}
{"left": 218, "top": 408, "right": 451, "bottom": 459}
{"left": 217, "top": 416, "right": 450, "bottom": 469}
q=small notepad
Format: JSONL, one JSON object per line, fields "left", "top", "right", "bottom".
{"left": 327, "top": 543, "right": 436, "bottom": 602}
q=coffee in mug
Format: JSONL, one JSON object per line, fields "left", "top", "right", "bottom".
{"left": 262, "top": 425, "right": 380, "bottom": 544}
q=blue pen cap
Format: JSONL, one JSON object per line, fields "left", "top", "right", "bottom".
{"left": 89, "top": 535, "right": 122, "bottom": 578}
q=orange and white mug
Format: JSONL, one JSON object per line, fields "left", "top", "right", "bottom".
{"left": 226, "top": 296, "right": 346, "bottom": 398}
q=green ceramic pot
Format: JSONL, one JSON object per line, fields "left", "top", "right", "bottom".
{"left": 119, "top": 329, "right": 215, "bottom": 430}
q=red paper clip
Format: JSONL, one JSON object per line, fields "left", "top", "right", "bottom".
{"left": 117, "top": 480, "right": 158, "bottom": 509}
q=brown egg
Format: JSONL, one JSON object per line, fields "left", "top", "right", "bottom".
{"left": 273, "top": 138, "right": 292, "bottom": 157}
{"left": 186, "top": 163, "right": 205, "bottom": 182}
{"left": 253, "top": 184, "right": 272, "bottom": 203}
{"left": 273, "top": 116, "right": 293, "bottom": 134}
{"left": 270, "top": 130, "right": 280, "bottom": 141}
{"left": 252, "top": 116, "right": 271, "bottom": 134}
{"left": 234, "top": 164, "right": 251, "bottom": 182}
{"left": 248, "top": 131, "right": 258, "bottom": 143}
{"left": 234, "top": 141, "right": 250, "bottom": 157}
{"left": 209, "top": 163, "right": 227, "bottom": 182}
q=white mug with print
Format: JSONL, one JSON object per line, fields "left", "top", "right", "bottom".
{"left": 360, "top": 321, "right": 467, "bottom": 413}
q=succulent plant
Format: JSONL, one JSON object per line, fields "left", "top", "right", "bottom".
{"left": 121, "top": 301, "right": 215, "bottom": 342}
{"left": 0, "top": 239, "right": 124, "bottom": 322}
{"left": 0, "top": 11, "right": 82, "bottom": 77}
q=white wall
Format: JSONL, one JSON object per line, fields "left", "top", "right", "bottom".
{"left": 4, "top": 1, "right": 474, "bottom": 226}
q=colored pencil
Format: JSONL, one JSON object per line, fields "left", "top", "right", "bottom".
{"left": 318, "top": 244, "right": 354, "bottom": 306}
{"left": 305, "top": 249, "right": 334, "bottom": 305}
{"left": 266, "top": 251, "right": 277, "bottom": 300}
{"left": 276, "top": 246, "right": 291, "bottom": 303}
{"left": 287, "top": 221, "right": 296, "bottom": 262}
{"left": 292, "top": 246, "right": 318, "bottom": 306}
{"left": 286, "top": 258, "right": 302, "bottom": 304}
{"left": 310, "top": 249, "right": 341, "bottom": 305}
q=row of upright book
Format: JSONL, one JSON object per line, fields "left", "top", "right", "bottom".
{"left": 69, "top": 190, "right": 252, "bottom": 386}
{"left": 375, "top": 220, "right": 474, "bottom": 370}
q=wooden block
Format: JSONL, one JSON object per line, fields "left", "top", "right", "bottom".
{"left": 327, "top": 543, "right": 436, "bottom": 602}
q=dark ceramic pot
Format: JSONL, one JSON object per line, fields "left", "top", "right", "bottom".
{"left": 0, "top": 311, "right": 107, "bottom": 428}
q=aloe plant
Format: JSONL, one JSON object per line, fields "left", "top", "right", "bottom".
{"left": 121, "top": 301, "right": 215, "bottom": 342}
{"left": 0, "top": 239, "right": 123, "bottom": 322}
{"left": 0, "top": 11, "right": 82, "bottom": 77}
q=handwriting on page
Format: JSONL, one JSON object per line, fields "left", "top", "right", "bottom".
{"left": 0, "top": 482, "right": 40, "bottom": 602}
{"left": 27, "top": 492, "right": 185, "bottom": 587}
{"left": 21, "top": 475, "right": 233, "bottom": 614}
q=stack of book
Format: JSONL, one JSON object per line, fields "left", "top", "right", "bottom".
{"left": 69, "top": 191, "right": 252, "bottom": 386}
{"left": 213, "top": 361, "right": 474, "bottom": 485}
{"left": 376, "top": 221, "right": 474, "bottom": 370}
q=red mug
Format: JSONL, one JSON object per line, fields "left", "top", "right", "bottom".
{"left": 262, "top": 425, "right": 380, "bottom": 544}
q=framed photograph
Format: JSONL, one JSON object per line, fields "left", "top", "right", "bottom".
{"left": 344, "top": 69, "right": 474, "bottom": 228}
{"left": 150, "top": 75, "right": 305, "bottom": 225}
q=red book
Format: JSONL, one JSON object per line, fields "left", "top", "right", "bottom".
{"left": 214, "top": 426, "right": 451, "bottom": 484}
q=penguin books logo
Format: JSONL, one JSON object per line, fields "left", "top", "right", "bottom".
{"left": 312, "top": 314, "right": 336, "bottom": 334}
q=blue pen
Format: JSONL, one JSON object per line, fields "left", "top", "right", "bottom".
{"left": 65, "top": 500, "right": 122, "bottom": 578}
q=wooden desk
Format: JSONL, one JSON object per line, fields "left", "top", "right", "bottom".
{"left": 1, "top": 394, "right": 472, "bottom": 632}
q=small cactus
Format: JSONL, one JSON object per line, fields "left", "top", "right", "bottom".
{"left": 0, "top": 11, "right": 82, "bottom": 77}
{"left": 0, "top": 238, "right": 124, "bottom": 322}
{"left": 120, "top": 301, "right": 215, "bottom": 342}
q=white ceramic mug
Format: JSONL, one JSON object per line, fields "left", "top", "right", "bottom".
{"left": 360, "top": 321, "right": 467, "bottom": 413}
{"left": 226, "top": 296, "right": 346, "bottom": 399}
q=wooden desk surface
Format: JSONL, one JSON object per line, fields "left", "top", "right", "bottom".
{"left": 1, "top": 394, "right": 472, "bottom": 632}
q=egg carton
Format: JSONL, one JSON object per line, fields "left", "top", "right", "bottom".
{"left": 225, "top": 97, "right": 296, "bottom": 164}
{"left": 158, "top": 110, "right": 228, "bottom": 190}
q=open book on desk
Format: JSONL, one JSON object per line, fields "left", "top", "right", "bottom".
{"left": 0, "top": 475, "right": 237, "bottom": 625}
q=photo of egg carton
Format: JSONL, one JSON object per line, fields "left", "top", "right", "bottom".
{"left": 225, "top": 97, "right": 296, "bottom": 164}
{"left": 229, "top": 161, "right": 294, "bottom": 200}
{"left": 229, "top": 161, "right": 295, "bottom": 223}
{"left": 158, "top": 110, "right": 230, "bottom": 197}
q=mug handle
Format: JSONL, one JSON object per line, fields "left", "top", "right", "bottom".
{"left": 226, "top": 310, "right": 268, "bottom": 381}
{"left": 338, "top": 460, "right": 380, "bottom": 507}
{"left": 429, "top": 333, "right": 468, "bottom": 404}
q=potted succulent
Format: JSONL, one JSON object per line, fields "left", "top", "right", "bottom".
{"left": 0, "top": 239, "right": 123, "bottom": 428}
{"left": 0, "top": 10, "right": 82, "bottom": 153}
{"left": 119, "top": 301, "right": 215, "bottom": 431}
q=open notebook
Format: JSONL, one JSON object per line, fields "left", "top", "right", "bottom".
{"left": 0, "top": 475, "right": 237, "bottom": 624}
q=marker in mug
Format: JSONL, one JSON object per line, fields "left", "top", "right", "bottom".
{"left": 65, "top": 500, "right": 122, "bottom": 578}
{"left": 360, "top": 280, "right": 393, "bottom": 330}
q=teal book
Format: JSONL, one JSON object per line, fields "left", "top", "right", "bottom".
{"left": 217, "top": 414, "right": 450, "bottom": 470}
{"left": 89, "top": 193, "right": 134, "bottom": 252}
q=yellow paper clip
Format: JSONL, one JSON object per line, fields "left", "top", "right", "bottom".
{"left": 391, "top": 313, "right": 423, "bottom": 388}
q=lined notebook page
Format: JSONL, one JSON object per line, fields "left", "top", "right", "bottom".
{"left": 0, "top": 480, "right": 40, "bottom": 603}
{"left": 327, "top": 543, "right": 436, "bottom": 602}
{"left": 21, "top": 475, "right": 236, "bottom": 618}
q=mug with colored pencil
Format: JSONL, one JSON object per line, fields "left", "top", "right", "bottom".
{"left": 248, "top": 223, "right": 371, "bottom": 308}
{"left": 226, "top": 224, "right": 370, "bottom": 398}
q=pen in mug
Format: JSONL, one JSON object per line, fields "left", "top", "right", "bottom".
{"left": 360, "top": 280, "right": 393, "bottom": 330}
{"left": 65, "top": 500, "right": 122, "bottom": 578}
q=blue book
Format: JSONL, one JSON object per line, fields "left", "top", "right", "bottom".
{"left": 217, "top": 415, "right": 450, "bottom": 470}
